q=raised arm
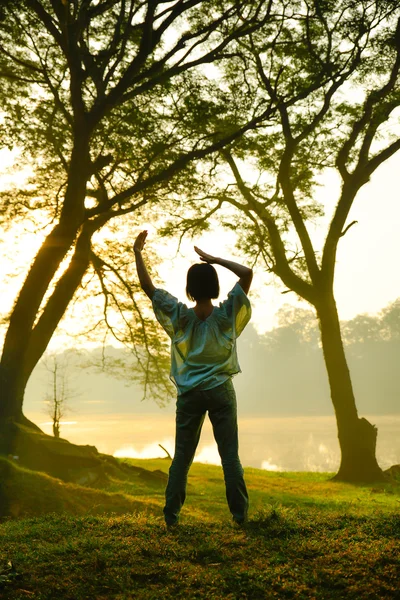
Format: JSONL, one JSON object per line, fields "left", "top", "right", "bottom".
{"left": 194, "top": 246, "right": 253, "bottom": 295}
{"left": 134, "top": 231, "right": 156, "bottom": 300}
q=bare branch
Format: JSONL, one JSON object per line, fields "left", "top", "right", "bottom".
{"left": 337, "top": 17, "right": 400, "bottom": 179}
{"left": 340, "top": 220, "right": 358, "bottom": 238}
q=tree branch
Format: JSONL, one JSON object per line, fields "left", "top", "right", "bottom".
{"left": 85, "top": 105, "right": 274, "bottom": 218}
{"left": 90, "top": 1, "right": 272, "bottom": 125}
{"left": 336, "top": 16, "right": 400, "bottom": 179}
{"left": 90, "top": 250, "right": 171, "bottom": 399}
{"left": 222, "top": 151, "right": 316, "bottom": 304}
{"left": 340, "top": 220, "right": 358, "bottom": 238}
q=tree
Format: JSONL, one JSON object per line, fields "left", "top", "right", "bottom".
{"left": 168, "top": 0, "right": 400, "bottom": 481}
{"left": 43, "top": 351, "right": 78, "bottom": 438}
{"left": 0, "top": 0, "right": 273, "bottom": 432}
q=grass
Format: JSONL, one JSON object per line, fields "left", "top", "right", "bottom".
{"left": 1, "top": 457, "right": 400, "bottom": 599}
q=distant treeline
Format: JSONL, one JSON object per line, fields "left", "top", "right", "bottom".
{"left": 235, "top": 299, "right": 400, "bottom": 416}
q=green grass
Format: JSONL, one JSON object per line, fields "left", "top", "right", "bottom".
{"left": 1, "top": 457, "right": 400, "bottom": 599}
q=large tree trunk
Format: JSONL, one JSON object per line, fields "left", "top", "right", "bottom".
{"left": 0, "top": 135, "right": 91, "bottom": 426}
{"left": 317, "top": 293, "right": 385, "bottom": 482}
{"left": 0, "top": 223, "right": 79, "bottom": 421}
{"left": 0, "top": 219, "right": 100, "bottom": 433}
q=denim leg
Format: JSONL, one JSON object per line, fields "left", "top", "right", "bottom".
{"left": 208, "top": 381, "right": 249, "bottom": 523}
{"left": 164, "top": 396, "right": 205, "bottom": 526}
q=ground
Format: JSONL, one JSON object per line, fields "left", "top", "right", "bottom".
{"left": 1, "top": 457, "right": 399, "bottom": 599}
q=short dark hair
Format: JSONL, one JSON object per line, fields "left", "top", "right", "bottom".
{"left": 186, "top": 263, "right": 220, "bottom": 302}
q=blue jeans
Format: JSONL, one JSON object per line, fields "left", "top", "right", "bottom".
{"left": 163, "top": 378, "right": 249, "bottom": 525}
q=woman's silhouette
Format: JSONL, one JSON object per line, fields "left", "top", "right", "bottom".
{"left": 134, "top": 230, "right": 253, "bottom": 526}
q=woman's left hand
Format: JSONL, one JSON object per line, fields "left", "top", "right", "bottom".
{"left": 194, "top": 246, "right": 218, "bottom": 264}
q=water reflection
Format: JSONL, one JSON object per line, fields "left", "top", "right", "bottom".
{"left": 27, "top": 412, "right": 400, "bottom": 472}
{"left": 114, "top": 440, "right": 174, "bottom": 460}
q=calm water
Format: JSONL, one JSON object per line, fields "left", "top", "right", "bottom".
{"left": 27, "top": 412, "right": 400, "bottom": 472}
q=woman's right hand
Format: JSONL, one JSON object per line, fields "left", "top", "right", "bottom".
{"left": 134, "top": 230, "right": 148, "bottom": 253}
{"left": 194, "top": 246, "right": 218, "bottom": 264}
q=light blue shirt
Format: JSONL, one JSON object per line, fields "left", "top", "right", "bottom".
{"left": 152, "top": 282, "right": 251, "bottom": 395}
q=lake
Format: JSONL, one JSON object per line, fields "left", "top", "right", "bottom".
{"left": 26, "top": 412, "right": 400, "bottom": 472}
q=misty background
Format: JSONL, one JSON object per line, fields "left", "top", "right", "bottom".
{"left": 25, "top": 298, "right": 400, "bottom": 418}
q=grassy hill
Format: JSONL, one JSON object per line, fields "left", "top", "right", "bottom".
{"left": 1, "top": 457, "right": 399, "bottom": 599}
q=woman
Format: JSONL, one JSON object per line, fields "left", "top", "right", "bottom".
{"left": 134, "top": 230, "right": 253, "bottom": 526}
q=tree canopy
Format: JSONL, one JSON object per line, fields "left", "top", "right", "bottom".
{"left": 0, "top": 0, "right": 274, "bottom": 409}
{"left": 164, "top": 0, "right": 400, "bottom": 296}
